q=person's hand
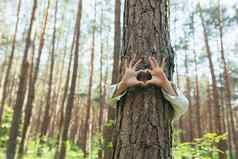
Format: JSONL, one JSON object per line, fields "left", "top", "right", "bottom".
{"left": 146, "top": 56, "right": 177, "bottom": 96}
{"left": 145, "top": 56, "right": 169, "bottom": 87}
{"left": 113, "top": 56, "right": 144, "bottom": 97}
{"left": 121, "top": 56, "right": 144, "bottom": 87}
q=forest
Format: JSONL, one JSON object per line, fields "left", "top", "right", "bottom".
{"left": 0, "top": 0, "right": 238, "bottom": 159}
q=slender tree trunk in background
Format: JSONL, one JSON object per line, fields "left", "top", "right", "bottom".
{"left": 18, "top": 1, "right": 50, "bottom": 155}
{"left": 0, "top": 0, "right": 22, "bottom": 125}
{"left": 206, "top": 81, "right": 213, "bottom": 132}
{"left": 57, "top": 0, "right": 82, "bottom": 158}
{"left": 175, "top": 55, "right": 184, "bottom": 142}
{"left": 184, "top": 51, "right": 193, "bottom": 141}
{"left": 218, "top": 1, "right": 238, "bottom": 157}
{"left": 191, "top": 14, "right": 202, "bottom": 137}
{"left": 83, "top": 2, "right": 96, "bottom": 156}
{"left": 193, "top": 49, "right": 201, "bottom": 138}
{"left": 98, "top": 7, "right": 104, "bottom": 159}
{"left": 6, "top": 1, "right": 37, "bottom": 158}
{"left": 198, "top": 5, "right": 226, "bottom": 158}
{"left": 112, "top": 0, "right": 174, "bottom": 158}
{"left": 18, "top": 32, "right": 36, "bottom": 157}
{"left": 54, "top": 28, "right": 75, "bottom": 159}
{"left": 104, "top": 0, "right": 121, "bottom": 159}
{"left": 41, "top": 0, "right": 58, "bottom": 137}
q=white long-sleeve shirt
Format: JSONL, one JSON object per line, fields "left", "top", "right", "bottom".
{"left": 108, "top": 83, "right": 188, "bottom": 120}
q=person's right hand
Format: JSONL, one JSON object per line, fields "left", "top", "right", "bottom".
{"left": 121, "top": 56, "right": 144, "bottom": 87}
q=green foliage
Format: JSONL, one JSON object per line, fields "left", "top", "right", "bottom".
{"left": 0, "top": 105, "right": 13, "bottom": 149}
{"left": 173, "top": 133, "right": 227, "bottom": 159}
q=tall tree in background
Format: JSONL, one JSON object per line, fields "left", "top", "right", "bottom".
{"left": 184, "top": 49, "right": 193, "bottom": 141}
{"left": 190, "top": 13, "right": 201, "bottom": 138}
{"left": 6, "top": 0, "right": 37, "bottom": 158}
{"left": 112, "top": 0, "right": 175, "bottom": 158}
{"left": 0, "top": 0, "right": 22, "bottom": 125}
{"left": 40, "top": 0, "right": 58, "bottom": 137}
{"left": 217, "top": 0, "right": 238, "bottom": 157}
{"left": 198, "top": 4, "right": 226, "bottom": 158}
{"left": 18, "top": 0, "right": 51, "bottom": 155}
{"left": 57, "top": 0, "right": 82, "bottom": 158}
{"left": 98, "top": 6, "right": 105, "bottom": 159}
{"left": 104, "top": 0, "right": 121, "bottom": 158}
{"left": 83, "top": 1, "right": 96, "bottom": 156}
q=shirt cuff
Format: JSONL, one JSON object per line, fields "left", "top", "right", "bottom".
{"left": 161, "top": 83, "right": 189, "bottom": 120}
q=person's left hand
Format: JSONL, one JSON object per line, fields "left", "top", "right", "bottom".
{"left": 145, "top": 56, "right": 170, "bottom": 88}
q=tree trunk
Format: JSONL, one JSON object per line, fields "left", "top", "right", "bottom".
{"left": 0, "top": 0, "right": 22, "bottom": 125}
{"left": 18, "top": 0, "right": 50, "bottom": 155}
{"left": 218, "top": 0, "right": 238, "bottom": 157}
{"left": 6, "top": 1, "right": 37, "bottom": 158}
{"left": 104, "top": 0, "right": 121, "bottom": 159}
{"left": 57, "top": 0, "right": 82, "bottom": 158}
{"left": 40, "top": 0, "right": 58, "bottom": 137}
{"left": 83, "top": 2, "right": 96, "bottom": 156}
{"left": 198, "top": 4, "right": 226, "bottom": 158}
{"left": 184, "top": 50, "right": 193, "bottom": 141}
{"left": 98, "top": 7, "right": 105, "bottom": 159}
{"left": 112, "top": 0, "right": 174, "bottom": 159}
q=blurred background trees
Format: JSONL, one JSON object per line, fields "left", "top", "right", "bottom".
{"left": 0, "top": 0, "right": 238, "bottom": 158}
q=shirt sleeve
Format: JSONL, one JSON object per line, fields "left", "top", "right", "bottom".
{"left": 161, "top": 83, "right": 189, "bottom": 120}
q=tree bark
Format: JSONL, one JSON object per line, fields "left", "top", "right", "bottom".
{"left": 0, "top": 0, "right": 22, "bottom": 125}
{"left": 112, "top": 0, "right": 175, "bottom": 159}
{"left": 6, "top": 0, "right": 37, "bottom": 158}
{"left": 57, "top": 0, "right": 82, "bottom": 158}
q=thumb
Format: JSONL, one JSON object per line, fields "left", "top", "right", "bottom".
{"left": 135, "top": 80, "right": 145, "bottom": 86}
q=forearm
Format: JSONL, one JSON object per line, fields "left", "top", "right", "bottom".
{"left": 113, "top": 81, "right": 128, "bottom": 97}
{"left": 161, "top": 81, "right": 177, "bottom": 96}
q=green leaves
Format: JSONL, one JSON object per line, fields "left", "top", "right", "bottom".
{"left": 173, "top": 133, "right": 227, "bottom": 159}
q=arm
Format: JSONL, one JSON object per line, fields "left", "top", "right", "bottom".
{"left": 107, "top": 55, "right": 144, "bottom": 104}
{"left": 146, "top": 56, "right": 188, "bottom": 120}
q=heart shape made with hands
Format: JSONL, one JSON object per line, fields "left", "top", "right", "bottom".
{"left": 136, "top": 69, "right": 152, "bottom": 83}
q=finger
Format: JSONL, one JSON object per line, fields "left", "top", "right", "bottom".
{"left": 145, "top": 69, "right": 154, "bottom": 75}
{"left": 160, "top": 57, "right": 167, "bottom": 69}
{"left": 151, "top": 56, "right": 158, "bottom": 67}
{"left": 129, "top": 55, "right": 136, "bottom": 68}
{"left": 132, "top": 58, "right": 142, "bottom": 70}
{"left": 148, "top": 56, "right": 155, "bottom": 69}
{"left": 125, "top": 57, "right": 129, "bottom": 68}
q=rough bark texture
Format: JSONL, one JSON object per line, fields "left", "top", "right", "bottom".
{"left": 57, "top": 0, "right": 82, "bottom": 158}
{"left": 112, "top": 0, "right": 175, "bottom": 159}
{"left": 6, "top": 0, "right": 37, "bottom": 158}
{"left": 0, "top": 0, "right": 21, "bottom": 125}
